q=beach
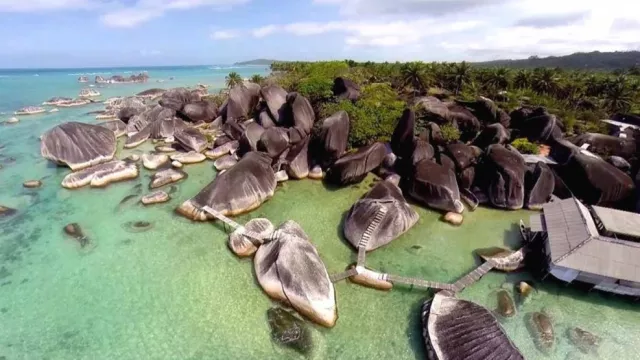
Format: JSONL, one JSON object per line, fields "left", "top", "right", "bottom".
{"left": 1, "top": 65, "right": 639, "bottom": 360}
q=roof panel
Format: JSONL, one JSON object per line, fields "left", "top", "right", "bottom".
{"left": 558, "top": 237, "right": 640, "bottom": 283}
{"left": 592, "top": 206, "right": 640, "bottom": 238}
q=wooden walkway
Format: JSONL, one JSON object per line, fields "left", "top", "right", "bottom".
{"left": 203, "top": 205, "right": 517, "bottom": 295}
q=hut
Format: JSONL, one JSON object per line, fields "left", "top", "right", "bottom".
{"left": 526, "top": 197, "right": 640, "bottom": 296}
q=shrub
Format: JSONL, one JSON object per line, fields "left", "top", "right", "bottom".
{"left": 321, "top": 83, "right": 404, "bottom": 148}
{"left": 201, "top": 92, "right": 227, "bottom": 108}
{"left": 511, "top": 138, "right": 539, "bottom": 154}
{"left": 440, "top": 124, "right": 461, "bottom": 143}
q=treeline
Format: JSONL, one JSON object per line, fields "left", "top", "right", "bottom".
{"left": 475, "top": 51, "right": 640, "bottom": 71}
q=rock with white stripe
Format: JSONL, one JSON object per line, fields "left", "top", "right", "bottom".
{"left": 254, "top": 220, "right": 336, "bottom": 327}
{"left": 228, "top": 218, "right": 274, "bottom": 257}
{"left": 150, "top": 168, "right": 187, "bottom": 189}
{"left": 41, "top": 122, "right": 116, "bottom": 170}
{"left": 142, "top": 153, "right": 169, "bottom": 170}
{"left": 61, "top": 160, "right": 138, "bottom": 189}
{"left": 344, "top": 181, "right": 418, "bottom": 251}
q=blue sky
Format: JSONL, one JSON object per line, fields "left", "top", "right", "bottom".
{"left": 0, "top": 0, "right": 638, "bottom": 68}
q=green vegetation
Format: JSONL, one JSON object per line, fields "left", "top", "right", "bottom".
{"left": 262, "top": 56, "right": 640, "bottom": 147}
{"left": 234, "top": 59, "right": 279, "bottom": 66}
{"left": 320, "top": 83, "right": 404, "bottom": 147}
{"left": 440, "top": 124, "right": 461, "bottom": 143}
{"left": 250, "top": 74, "right": 265, "bottom": 84}
{"left": 475, "top": 51, "right": 640, "bottom": 70}
{"left": 225, "top": 71, "right": 243, "bottom": 88}
{"left": 511, "top": 138, "right": 539, "bottom": 154}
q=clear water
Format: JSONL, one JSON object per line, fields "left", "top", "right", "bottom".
{"left": 0, "top": 66, "right": 638, "bottom": 360}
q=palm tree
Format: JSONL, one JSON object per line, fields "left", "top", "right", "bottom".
{"left": 513, "top": 70, "right": 533, "bottom": 89}
{"left": 452, "top": 61, "right": 472, "bottom": 95}
{"left": 225, "top": 71, "right": 243, "bottom": 88}
{"left": 485, "top": 68, "right": 511, "bottom": 91}
{"left": 250, "top": 74, "right": 264, "bottom": 84}
{"left": 532, "top": 68, "right": 559, "bottom": 95}
{"left": 400, "top": 62, "right": 428, "bottom": 95}
{"left": 604, "top": 76, "right": 633, "bottom": 114}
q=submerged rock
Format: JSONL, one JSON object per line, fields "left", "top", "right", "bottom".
{"left": 442, "top": 212, "right": 463, "bottom": 226}
{"left": 41, "top": 122, "right": 116, "bottom": 170}
{"left": 475, "top": 247, "right": 524, "bottom": 272}
{"left": 254, "top": 220, "right": 336, "bottom": 327}
{"left": 308, "top": 165, "right": 323, "bottom": 180}
{"left": 228, "top": 218, "right": 274, "bottom": 257}
{"left": 214, "top": 154, "right": 237, "bottom": 171}
{"left": 61, "top": 160, "right": 139, "bottom": 189}
{"left": 326, "top": 142, "right": 386, "bottom": 185}
{"left": 63, "top": 223, "right": 88, "bottom": 247}
{"left": 344, "top": 181, "right": 419, "bottom": 251}
{"left": 348, "top": 264, "right": 393, "bottom": 290}
{"left": 0, "top": 205, "right": 17, "bottom": 218}
{"left": 170, "top": 151, "right": 206, "bottom": 164}
{"left": 528, "top": 312, "right": 555, "bottom": 352}
{"left": 267, "top": 307, "right": 312, "bottom": 355}
{"left": 171, "top": 160, "right": 183, "bottom": 168}
{"left": 421, "top": 293, "right": 524, "bottom": 360}
{"left": 150, "top": 168, "right": 187, "bottom": 189}
{"left": 23, "top": 180, "right": 42, "bottom": 188}
{"left": 517, "top": 281, "right": 535, "bottom": 302}
{"left": 126, "top": 154, "right": 140, "bottom": 162}
{"left": 496, "top": 289, "right": 516, "bottom": 318}
{"left": 141, "top": 191, "right": 170, "bottom": 205}
{"left": 177, "top": 152, "right": 276, "bottom": 220}
{"left": 142, "top": 153, "right": 169, "bottom": 170}
{"left": 567, "top": 327, "right": 600, "bottom": 354}
{"left": 122, "top": 220, "right": 153, "bottom": 233}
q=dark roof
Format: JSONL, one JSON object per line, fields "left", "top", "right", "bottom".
{"left": 533, "top": 198, "right": 640, "bottom": 283}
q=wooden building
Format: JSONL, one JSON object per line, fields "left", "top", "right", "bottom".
{"left": 526, "top": 197, "right": 640, "bottom": 296}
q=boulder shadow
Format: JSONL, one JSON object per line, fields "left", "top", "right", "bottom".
{"left": 405, "top": 296, "right": 429, "bottom": 360}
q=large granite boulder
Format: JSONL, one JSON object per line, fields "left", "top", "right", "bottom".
{"left": 237, "top": 121, "right": 266, "bottom": 156}
{"left": 254, "top": 220, "right": 336, "bottom": 327}
{"left": 286, "top": 136, "right": 310, "bottom": 179}
{"left": 457, "top": 96, "right": 511, "bottom": 128}
{"left": 447, "top": 102, "right": 481, "bottom": 139}
{"left": 284, "top": 92, "right": 315, "bottom": 134}
{"left": 509, "top": 106, "right": 548, "bottom": 131}
{"left": 444, "top": 143, "right": 481, "bottom": 171}
{"left": 149, "top": 117, "right": 188, "bottom": 140}
{"left": 179, "top": 100, "right": 217, "bottom": 123}
{"left": 410, "top": 140, "right": 435, "bottom": 167}
{"left": 419, "top": 122, "right": 445, "bottom": 146}
{"left": 98, "top": 120, "right": 127, "bottom": 138}
{"left": 344, "top": 181, "right": 418, "bottom": 251}
{"left": 482, "top": 144, "right": 526, "bottom": 210}
{"left": 176, "top": 151, "right": 276, "bottom": 220}
{"left": 159, "top": 87, "right": 200, "bottom": 111}
{"left": 391, "top": 109, "right": 415, "bottom": 159}
{"left": 174, "top": 127, "right": 208, "bottom": 153}
{"left": 257, "top": 109, "right": 277, "bottom": 129}
{"left": 136, "top": 88, "right": 166, "bottom": 99}
{"left": 414, "top": 96, "right": 450, "bottom": 124}
{"left": 524, "top": 162, "right": 555, "bottom": 210}
{"left": 555, "top": 152, "right": 635, "bottom": 207}
{"left": 473, "top": 123, "right": 510, "bottom": 149}
{"left": 41, "top": 122, "right": 117, "bottom": 170}
{"left": 519, "top": 114, "right": 563, "bottom": 143}
{"left": 126, "top": 106, "right": 174, "bottom": 132}
{"left": 326, "top": 142, "right": 386, "bottom": 185}
{"left": 124, "top": 125, "right": 151, "bottom": 148}
{"left": 260, "top": 85, "right": 288, "bottom": 125}
{"left": 61, "top": 160, "right": 138, "bottom": 189}
{"left": 332, "top": 77, "right": 360, "bottom": 101}
{"left": 569, "top": 133, "right": 636, "bottom": 160}
{"left": 421, "top": 293, "right": 524, "bottom": 360}
{"left": 224, "top": 83, "right": 261, "bottom": 121}
{"left": 258, "top": 127, "right": 290, "bottom": 159}
{"left": 315, "top": 110, "right": 350, "bottom": 168}
{"left": 407, "top": 159, "right": 464, "bottom": 213}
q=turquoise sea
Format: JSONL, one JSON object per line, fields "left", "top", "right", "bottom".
{"left": 0, "top": 65, "right": 638, "bottom": 360}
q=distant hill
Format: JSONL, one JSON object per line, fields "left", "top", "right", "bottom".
{"left": 474, "top": 51, "right": 640, "bottom": 70}
{"left": 234, "top": 59, "right": 278, "bottom": 66}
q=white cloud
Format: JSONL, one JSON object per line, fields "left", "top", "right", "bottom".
{"left": 252, "top": 25, "right": 278, "bottom": 38}
{"left": 0, "top": 0, "right": 95, "bottom": 12}
{"left": 211, "top": 30, "right": 238, "bottom": 39}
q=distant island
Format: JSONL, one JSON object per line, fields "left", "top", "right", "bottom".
{"left": 234, "top": 59, "right": 279, "bottom": 66}
{"left": 475, "top": 51, "right": 640, "bottom": 70}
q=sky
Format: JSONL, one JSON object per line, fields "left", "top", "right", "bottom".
{"left": 0, "top": 0, "right": 639, "bottom": 68}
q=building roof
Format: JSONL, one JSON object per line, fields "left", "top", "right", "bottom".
{"left": 592, "top": 206, "right": 640, "bottom": 238}
{"left": 535, "top": 198, "right": 640, "bottom": 283}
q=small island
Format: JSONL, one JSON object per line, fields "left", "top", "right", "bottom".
{"left": 233, "top": 59, "right": 279, "bottom": 66}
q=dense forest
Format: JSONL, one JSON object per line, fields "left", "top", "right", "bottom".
{"left": 475, "top": 51, "right": 640, "bottom": 70}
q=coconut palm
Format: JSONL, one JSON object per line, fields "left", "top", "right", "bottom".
{"left": 250, "top": 74, "right": 264, "bottom": 84}
{"left": 225, "top": 71, "right": 243, "bottom": 88}
{"left": 400, "top": 62, "right": 428, "bottom": 94}
{"left": 452, "top": 61, "right": 472, "bottom": 95}
{"left": 513, "top": 70, "right": 533, "bottom": 89}
{"left": 603, "top": 76, "right": 633, "bottom": 114}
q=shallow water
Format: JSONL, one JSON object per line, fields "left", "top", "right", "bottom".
{"left": 0, "top": 67, "right": 639, "bottom": 360}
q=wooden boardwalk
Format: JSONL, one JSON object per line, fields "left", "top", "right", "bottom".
{"left": 203, "top": 206, "right": 515, "bottom": 294}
